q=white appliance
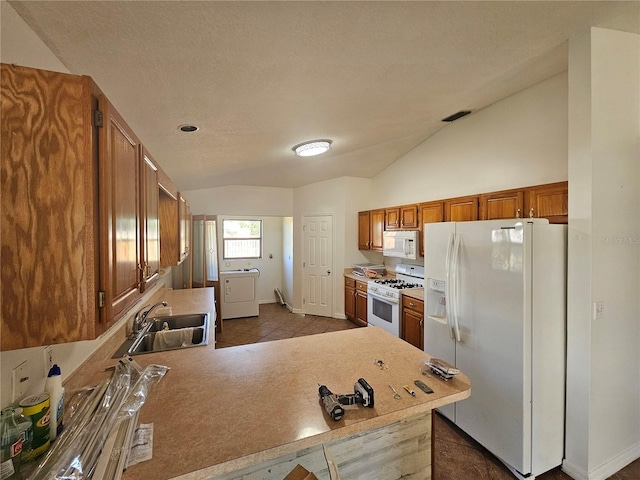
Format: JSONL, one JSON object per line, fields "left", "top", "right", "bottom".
{"left": 423, "top": 219, "right": 567, "bottom": 479}
{"left": 219, "top": 269, "right": 260, "bottom": 319}
{"left": 367, "top": 264, "right": 424, "bottom": 336}
{"left": 382, "top": 230, "right": 419, "bottom": 259}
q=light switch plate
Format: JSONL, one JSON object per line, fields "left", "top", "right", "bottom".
{"left": 594, "top": 301, "right": 605, "bottom": 320}
{"left": 12, "top": 360, "right": 29, "bottom": 403}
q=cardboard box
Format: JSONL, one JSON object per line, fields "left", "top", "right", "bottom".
{"left": 284, "top": 464, "right": 319, "bottom": 480}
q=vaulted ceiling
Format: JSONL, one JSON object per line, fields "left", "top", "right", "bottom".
{"left": 7, "top": 1, "right": 639, "bottom": 190}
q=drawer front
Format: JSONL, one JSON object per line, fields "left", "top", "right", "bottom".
{"left": 356, "top": 281, "right": 368, "bottom": 293}
{"left": 402, "top": 296, "right": 424, "bottom": 314}
{"left": 345, "top": 277, "right": 356, "bottom": 288}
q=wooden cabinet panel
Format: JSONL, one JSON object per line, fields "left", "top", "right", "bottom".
{"left": 385, "top": 207, "right": 401, "bottom": 230}
{"left": 370, "top": 209, "right": 385, "bottom": 251}
{"left": 1, "top": 64, "right": 100, "bottom": 349}
{"left": 345, "top": 276, "right": 367, "bottom": 327}
{"left": 400, "top": 205, "right": 419, "bottom": 229}
{"left": 525, "top": 181, "right": 568, "bottom": 223}
{"left": 179, "top": 194, "right": 191, "bottom": 262}
{"left": 402, "top": 296, "right": 424, "bottom": 350}
{"left": 98, "top": 95, "right": 142, "bottom": 325}
{"left": 358, "top": 211, "right": 371, "bottom": 250}
{"left": 445, "top": 196, "right": 479, "bottom": 222}
{"left": 159, "top": 188, "right": 179, "bottom": 267}
{"left": 358, "top": 209, "right": 384, "bottom": 251}
{"left": 480, "top": 190, "right": 524, "bottom": 220}
{"left": 418, "top": 201, "right": 444, "bottom": 256}
{"left": 355, "top": 288, "right": 368, "bottom": 327}
{"left": 344, "top": 277, "right": 356, "bottom": 321}
{"left": 140, "top": 148, "right": 160, "bottom": 292}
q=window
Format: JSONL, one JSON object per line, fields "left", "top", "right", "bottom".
{"left": 222, "top": 219, "right": 262, "bottom": 259}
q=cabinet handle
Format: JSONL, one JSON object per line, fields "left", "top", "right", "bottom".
{"left": 420, "top": 318, "right": 424, "bottom": 326}
{"left": 409, "top": 302, "right": 415, "bottom": 307}
{"left": 516, "top": 208, "right": 521, "bottom": 218}
{"left": 530, "top": 207, "right": 535, "bottom": 218}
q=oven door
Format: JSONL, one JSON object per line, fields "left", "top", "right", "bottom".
{"left": 367, "top": 291, "right": 400, "bottom": 337}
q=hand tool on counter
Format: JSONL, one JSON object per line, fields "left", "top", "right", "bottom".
{"left": 388, "top": 385, "right": 402, "bottom": 399}
{"left": 318, "top": 378, "right": 375, "bottom": 421}
{"left": 403, "top": 385, "right": 416, "bottom": 396}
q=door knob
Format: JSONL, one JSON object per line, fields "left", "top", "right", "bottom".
{"left": 327, "top": 270, "right": 332, "bottom": 275}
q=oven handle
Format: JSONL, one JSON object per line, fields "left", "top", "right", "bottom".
{"left": 368, "top": 290, "right": 399, "bottom": 305}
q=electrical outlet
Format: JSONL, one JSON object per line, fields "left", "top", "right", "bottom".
{"left": 12, "top": 361, "right": 29, "bottom": 403}
{"left": 44, "top": 345, "right": 53, "bottom": 374}
{"left": 594, "top": 301, "right": 605, "bottom": 320}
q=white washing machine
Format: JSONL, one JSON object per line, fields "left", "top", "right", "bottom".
{"left": 219, "top": 269, "right": 260, "bottom": 319}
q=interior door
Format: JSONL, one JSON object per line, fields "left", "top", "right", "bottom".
{"left": 302, "top": 215, "right": 333, "bottom": 317}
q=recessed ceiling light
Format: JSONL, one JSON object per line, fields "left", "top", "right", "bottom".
{"left": 293, "top": 140, "right": 332, "bottom": 157}
{"left": 178, "top": 124, "right": 199, "bottom": 133}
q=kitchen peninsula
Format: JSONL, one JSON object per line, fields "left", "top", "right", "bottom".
{"left": 71, "top": 289, "right": 470, "bottom": 480}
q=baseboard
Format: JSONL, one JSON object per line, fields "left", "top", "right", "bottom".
{"left": 563, "top": 442, "right": 640, "bottom": 480}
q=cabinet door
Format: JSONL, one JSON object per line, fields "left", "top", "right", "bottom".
{"left": 402, "top": 308, "right": 423, "bottom": 350}
{"left": 480, "top": 190, "right": 524, "bottom": 220}
{"left": 400, "top": 205, "right": 419, "bottom": 229}
{"left": 385, "top": 207, "right": 401, "bottom": 230}
{"left": 355, "top": 290, "right": 368, "bottom": 327}
{"left": 344, "top": 282, "right": 356, "bottom": 321}
{"left": 445, "top": 196, "right": 479, "bottom": 222}
{"left": 1, "top": 65, "right": 99, "bottom": 349}
{"left": 140, "top": 149, "right": 160, "bottom": 292}
{"left": 358, "top": 211, "right": 371, "bottom": 250}
{"left": 525, "top": 182, "right": 568, "bottom": 223}
{"left": 179, "top": 194, "right": 191, "bottom": 262}
{"left": 99, "top": 96, "right": 142, "bottom": 326}
{"left": 419, "top": 202, "right": 444, "bottom": 256}
{"left": 370, "top": 209, "right": 385, "bottom": 251}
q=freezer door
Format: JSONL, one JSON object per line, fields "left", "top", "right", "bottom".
{"left": 423, "top": 222, "right": 457, "bottom": 421}
{"left": 453, "top": 220, "right": 532, "bottom": 475}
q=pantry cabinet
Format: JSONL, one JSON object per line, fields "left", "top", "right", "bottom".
{"left": 402, "top": 295, "right": 424, "bottom": 350}
{"left": 358, "top": 209, "right": 384, "bottom": 251}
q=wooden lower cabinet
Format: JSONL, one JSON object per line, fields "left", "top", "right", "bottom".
{"left": 344, "top": 276, "right": 368, "bottom": 327}
{"left": 402, "top": 295, "right": 424, "bottom": 350}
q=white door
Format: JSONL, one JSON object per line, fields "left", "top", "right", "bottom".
{"left": 303, "top": 215, "right": 333, "bottom": 317}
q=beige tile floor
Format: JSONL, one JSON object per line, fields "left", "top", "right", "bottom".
{"left": 217, "top": 304, "right": 639, "bottom": 480}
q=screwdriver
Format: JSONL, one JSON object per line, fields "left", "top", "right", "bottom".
{"left": 403, "top": 385, "right": 416, "bottom": 396}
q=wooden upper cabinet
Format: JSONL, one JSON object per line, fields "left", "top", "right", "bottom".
{"left": 418, "top": 201, "right": 444, "bottom": 256}
{"left": 370, "top": 209, "right": 384, "bottom": 251}
{"left": 1, "top": 64, "right": 101, "bottom": 349}
{"left": 358, "top": 211, "right": 371, "bottom": 250}
{"left": 140, "top": 148, "right": 160, "bottom": 292}
{"left": 480, "top": 189, "right": 524, "bottom": 220}
{"left": 385, "top": 207, "right": 401, "bottom": 230}
{"left": 525, "top": 182, "right": 568, "bottom": 223}
{"left": 98, "top": 95, "right": 143, "bottom": 325}
{"left": 400, "top": 205, "right": 419, "bottom": 229}
{"left": 358, "top": 209, "right": 384, "bottom": 251}
{"left": 445, "top": 196, "right": 479, "bottom": 222}
{"left": 179, "top": 193, "right": 191, "bottom": 262}
{"left": 386, "top": 205, "right": 419, "bottom": 230}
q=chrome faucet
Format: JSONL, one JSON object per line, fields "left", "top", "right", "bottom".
{"left": 132, "top": 301, "right": 168, "bottom": 337}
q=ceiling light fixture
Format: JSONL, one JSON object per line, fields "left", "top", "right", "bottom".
{"left": 293, "top": 140, "right": 332, "bottom": 157}
{"left": 178, "top": 124, "right": 199, "bottom": 133}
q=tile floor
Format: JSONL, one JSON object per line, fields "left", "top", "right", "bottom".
{"left": 217, "top": 303, "right": 640, "bottom": 480}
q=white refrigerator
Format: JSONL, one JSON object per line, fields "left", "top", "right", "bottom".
{"left": 423, "top": 219, "right": 567, "bottom": 478}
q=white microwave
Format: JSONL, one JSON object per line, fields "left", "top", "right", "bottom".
{"left": 382, "top": 230, "right": 419, "bottom": 259}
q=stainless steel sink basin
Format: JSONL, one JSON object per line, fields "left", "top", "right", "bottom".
{"left": 113, "top": 312, "right": 210, "bottom": 356}
{"left": 147, "top": 313, "right": 208, "bottom": 332}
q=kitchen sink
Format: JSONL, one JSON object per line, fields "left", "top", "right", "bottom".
{"left": 113, "top": 312, "right": 210, "bottom": 357}
{"left": 147, "top": 313, "right": 208, "bottom": 332}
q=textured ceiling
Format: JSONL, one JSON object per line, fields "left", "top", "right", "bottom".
{"left": 7, "top": 1, "right": 640, "bottom": 190}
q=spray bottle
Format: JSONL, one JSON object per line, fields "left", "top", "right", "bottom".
{"left": 44, "top": 365, "right": 64, "bottom": 442}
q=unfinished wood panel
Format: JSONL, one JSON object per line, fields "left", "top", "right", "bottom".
{"left": 209, "top": 411, "right": 432, "bottom": 480}
{"left": 1, "top": 64, "right": 98, "bottom": 349}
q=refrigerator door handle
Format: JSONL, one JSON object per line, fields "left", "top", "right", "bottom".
{"left": 445, "top": 232, "right": 455, "bottom": 339}
{"left": 451, "top": 233, "right": 462, "bottom": 342}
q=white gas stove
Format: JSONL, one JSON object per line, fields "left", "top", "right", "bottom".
{"left": 367, "top": 264, "right": 424, "bottom": 337}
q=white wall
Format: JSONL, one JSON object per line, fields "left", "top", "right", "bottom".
{"left": 371, "top": 73, "right": 569, "bottom": 207}
{"left": 184, "top": 185, "right": 293, "bottom": 217}
{"left": 565, "top": 27, "right": 640, "bottom": 480}
{"left": 281, "top": 217, "right": 294, "bottom": 309}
